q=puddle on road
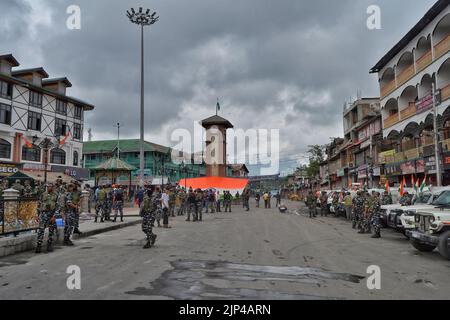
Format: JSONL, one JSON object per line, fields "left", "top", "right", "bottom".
{"left": 125, "top": 260, "right": 365, "bottom": 300}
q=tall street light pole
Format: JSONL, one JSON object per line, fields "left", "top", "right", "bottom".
{"left": 127, "top": 7, "right": 159, "bottom": 188}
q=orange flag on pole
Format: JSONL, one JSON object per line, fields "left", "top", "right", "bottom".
{"left": 20, "top": 134, "right": 32, "bottom": 148}
{"left": 59, "top": 131, "right": 71, "bottom": 146}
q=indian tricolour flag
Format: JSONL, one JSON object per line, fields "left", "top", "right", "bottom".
{"left": 414, "top": 177, "right": 420, "bottom": 194}
{"left": 420, "top": 174, "right": 428, "bottom": 193}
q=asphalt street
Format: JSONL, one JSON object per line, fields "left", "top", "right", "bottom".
{"left": 0, "top": 200, "right": 449, "bottom": 300}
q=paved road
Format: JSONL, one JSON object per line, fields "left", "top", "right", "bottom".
{"left": 0, "top": 201, "right": 449, "bottom": 300}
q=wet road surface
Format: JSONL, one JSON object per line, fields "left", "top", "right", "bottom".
{"left": 0, "top": 201, "right": 449, "bottom": 300}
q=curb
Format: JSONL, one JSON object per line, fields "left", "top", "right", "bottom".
{"left": 0, "top": 219, "right": 142, "bottom": 258}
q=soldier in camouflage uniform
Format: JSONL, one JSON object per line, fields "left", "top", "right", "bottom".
{"left": 104, "top": 184, "right": 113, "bottom": 221}
{"left": 352, "top": 191, "right": 365, "bottom": 230}
{"left": 35, "top": 183, "right": 58, "bottom": 253}
{"left": 320, "top": 192, "right": 328, "bottom": 217}
{"left": 399, "top": 192, "right": 412, "bottom": 206}
{"left": 176, "top": 189, "right": 186, "bottom": 216}
{"left": 186, "top": 187, "right": 197, "bottom": 221}
{"left": 23, "top": 180, "right": 34, "bottom": 197}
{"left": 141, "top": 189, "right": 157, "bottom": 249}
{"left": 359, "top": 191, "right": 374, "bottom": 234}
{"left": 72, "top": 182, "right": 82, "bottom": 235}
{"left": 195, "top": 189, "right": 203, "bottom": 222}
{"left": 306, "top": 191, "right": 317, "bottom": 218}
{"left": 381, "top": 191, "right": 393, "bottom": 205}
{"left": 63, "top": 183, "right": 80, "bottom": 246}
{"left": 153, "top": 187, "right": 162, "bottom": 227}
{"left": 95, "top": 185, "right": 107, "bottom": 223}
{"left": 370, "top": 192, "right": 382, "bottom": 238}
{"left": 168, "top": 188, "right": 176, "bottom": 217}
{"left": 12, "top": 179, "right": 24, "bottom": 196}
{"left": 112, "top": 185, "right": 124, "bottom": 223}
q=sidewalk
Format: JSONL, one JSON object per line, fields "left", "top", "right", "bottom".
{"left": 0, "top": 208, "right": 142, "bottom": 258}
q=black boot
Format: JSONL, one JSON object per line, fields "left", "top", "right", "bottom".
{"left": 73, "top": 228, "right": 82, "bottom": 235}
{"left": 143, "top": 240, "right": 151, "bottom": 249}
{"left": 35, "top": 245, "right": 42, "bottom": 254}
{"left": 63, "top": 239, "right": 74, "bottom": 246}
{"left": 94, "top": 218, "right": 98, "bottom": 223}
{"left": 150, "top": 234, "right": 157, "bottom": 246}
{"left": 46, "top": 243, "right": 54, "bottom": 252}
{"left": 371, "top": 233, "right": 381, "bottom": 239}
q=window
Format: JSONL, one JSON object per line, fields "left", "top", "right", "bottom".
{"left": 73, "top": 151, "right": 79, "bottom": 166}
{"left": 74, "top": 105, "right": 82, "bottom": 119}
{"left": 50, "top": 148, "right": 66, "bottom": 165}
{"left": 56, "top": 100, "right": 67, "bottom": 115}
{"left": 27, "top": 111, "right": 41, "bottom": 131}
{"left": 55, "top": 118, "right": 67, "bottom": 136}
{"left": 73, "top": 123, "right": 81, "bottom": 140}
{"left": 0, "top": 103, "right": 11, "bottom": 125}
{"left": 22, "top": 144, "right": 41, "bottom": 162}
{"left": 0, "top": 139, "right": 11, "bottom": 159}
{"left": 0, "top": 81, "right": 12, "bottom": 99}
{"left": 29, "top": 91, "right": 43, "bottom": 108}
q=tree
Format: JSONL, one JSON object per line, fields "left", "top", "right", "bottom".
{"left": 305, "top": 144, "right": 325, "bottom": 178}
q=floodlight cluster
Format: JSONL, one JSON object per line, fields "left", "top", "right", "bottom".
{"left": 126, "top": 7, "right": 159, "bottom": 26}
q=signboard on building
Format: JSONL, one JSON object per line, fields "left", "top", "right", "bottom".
{"left": 401, "top": 161, "right": 416, "bottom": 174}
{"left": 385, "top": 163, "right": 402, "bottom": 176}
{"left": 443, "top": 152, "right": 450, "bottom": 170}
{"left": 22, "top": 163, "right": 51, "bottom": 172}
{"left": 416, "top": 159, "right": 425, "bottom": 173}
{"left": 52, "top": 165, "right": 90, "bottom": 180}
{"left": 416, "top": 93, "right": 433, "bottom": 114}
{"left": 0, "top": 163, "right": 20, "bottom": 177}
{"left": 424, "top": 156, "right": 437, "bottom": 174}
{"left": 372, "top": 166, "right": 381, "bottom": 177}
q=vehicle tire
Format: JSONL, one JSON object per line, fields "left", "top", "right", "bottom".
{"left": 437, "top": 230, "right": 450, "bottom": 260}
{"left": 410, "top": 239, "right": 436, "bottom": 252}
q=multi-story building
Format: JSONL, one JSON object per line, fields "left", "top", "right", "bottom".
{"left": 0, "top": 53, "right": 94, "bottom": 180}
{"left": 342, "top": 98, "right": 382, "bottom": 188}
{"left": 82, "top": 139, "right": 207, "bottom": 185}
{"left": 370, "top": 0, "right": 450, "bottom": 185}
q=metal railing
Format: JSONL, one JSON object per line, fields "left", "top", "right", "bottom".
{"left": 0, "top": 197, "right": 40, "bottom": 237}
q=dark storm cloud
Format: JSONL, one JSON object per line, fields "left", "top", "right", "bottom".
{"left": 0, "top": 0, "right": 439, "bottom": 173}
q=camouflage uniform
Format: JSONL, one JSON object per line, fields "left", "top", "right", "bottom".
{"left": 195, "top": 191, "right": 203, "bottom": 221}
{"left": 63, "top": 190, "right": 80, "bottom": 245}
{"left": 153, "top": 191, "right": 162, "bottom": 227}
{"left": 141, "top": 194, "right": 157, "bottom": 248}
{"left": 104, "top": 186, "right": 113, "bottom": 221}
{"left": 223, "top": 192, "right": 232, "bottom": 212}
{"left": 371, "top": 195, "right": 382, "bottom": 238}
{"left": 35, "top": 190, "right": 58, "bottom": 253}
{"left": 186, "top": 190, "right": 197, "bottom": 221}
{"left": 306, "top": 194, "right": 317, "bottom": 218}
{"left": 113, "top": 188, "right": 124, "bottom": 222}
{"left": 95, "top": 188, "right": 107, "bottom": 222}
{"left": 23, "top": 184, "right": 34, "bottom": 197}
{"left": 352, "top": 193, "right": 365, "bottom": 229}
{"left": 320, "top": 193, "right": 328, "bottom": 217}
{"left": 169, "top": 190, "right": 176, "bottom": 217}
{"left": 381, "top": 193, "right": 393, "bottom": 205}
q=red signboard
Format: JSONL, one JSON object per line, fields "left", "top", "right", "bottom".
{"left": 416, "top": 93, "right": 433, "bottom": 114}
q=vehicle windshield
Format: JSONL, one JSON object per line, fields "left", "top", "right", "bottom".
{"left": 413, "top": 193, "right": 432, "bottom": 204}
{"left": 431, "top": 190, "right": 450, "bottom": 206}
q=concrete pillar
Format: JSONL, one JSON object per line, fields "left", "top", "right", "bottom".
{"left": 2, "top": 189, "right": 20, "bottom": 234}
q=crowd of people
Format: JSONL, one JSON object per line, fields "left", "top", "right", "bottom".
{"left": 304, "top": 189, "right": 409, "bottom": 239}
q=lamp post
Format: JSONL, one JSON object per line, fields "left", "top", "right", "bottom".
{"left": 127, "top": 7, "right": 159, "bottom": 188}
{"left": 35, "top": 136, "right": 60, "bottom": 184}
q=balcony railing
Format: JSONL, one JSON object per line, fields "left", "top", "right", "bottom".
{"left": 416, "top": 50, "right": 432, "bottom": 73}
{"left": 383, "top": 113, "right": 400, "bottom": 129}
{"left": 397, "top": 65, "right": 415, "bottom": 87}
{"left": 381, "top": 79, "right": 396, "bottom": 99}
{"left": 434, "top": 34, "right": 450, "bottom": 60}
{"left": 400, "top": 102, "right": 416, "bottom": 120}
{"left": 441, "top": 83, "right": 450, "bottom": 102}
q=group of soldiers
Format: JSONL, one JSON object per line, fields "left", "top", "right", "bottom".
{"left": 305, "top": 189, "right": 396, "bottom": 239}
{"left": 93, "top": 184, "right": 125, "bottom": 223}
{"left": 35, "top": 178, "right": 83, "bottom": 253}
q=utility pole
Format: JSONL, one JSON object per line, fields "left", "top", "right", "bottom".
{"left": 127, "top": 7, "right": 159, "bottom": 188}
{"left": 432, "top": 83, "right": 442, "bottom": 187}
{"left": 116, "top": 123, "right": 121, "bottom": 159}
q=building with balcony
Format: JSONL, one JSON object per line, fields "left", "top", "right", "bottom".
{"left": 341, "top": 98, "right": 382, "bottom": 188}
{"left": 0, "top": 53, "right": 94, "bottom": 180}
{"left": 370, "top": 0, "right": 450, "bottom": 185}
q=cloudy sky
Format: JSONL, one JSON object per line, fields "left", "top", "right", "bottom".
{"left": 1, "top": 0, "right": 438, "bottom": 175}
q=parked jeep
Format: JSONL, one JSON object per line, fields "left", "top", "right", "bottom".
{"left": 406, "top": 207, "right": 450, "bottom": 260}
